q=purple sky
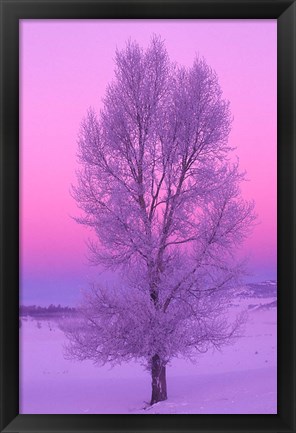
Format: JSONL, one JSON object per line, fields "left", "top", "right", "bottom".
{"left": 20, "top": 20, "right": 277, "bottom": 306}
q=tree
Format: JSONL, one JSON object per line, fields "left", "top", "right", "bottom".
{"left": 63, "top": 36, "right": 256, "bottom": 406}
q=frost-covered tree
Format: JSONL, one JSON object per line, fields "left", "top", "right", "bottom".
{"left": 63, "top": 36, "right": 256, "bottom": 405}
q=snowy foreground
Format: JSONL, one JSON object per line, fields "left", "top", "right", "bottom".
{"left": 20, "top": 291, "right": 277, "bottom": 414}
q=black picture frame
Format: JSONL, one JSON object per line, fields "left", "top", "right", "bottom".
{"left": 0, "top": 1, "right": 295, "bottom": 432}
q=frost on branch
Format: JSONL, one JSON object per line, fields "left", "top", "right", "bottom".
{"left": 62, "top": 278, "right": 247, "bottom": 368}
{"left": 63, "top": 35, "right": 256, "bottom": 404}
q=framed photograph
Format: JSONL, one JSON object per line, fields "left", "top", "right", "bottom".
{"left": 0, "top": 1, "right": 295, "bottom": 432}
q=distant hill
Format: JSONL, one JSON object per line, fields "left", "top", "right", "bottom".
{"left": 238, "top": 280, "right": 277, "bottom": 299}
{"left": 19, "top": 280, "right": 277, "bottom": 319}
{"left": 19, "top": 304, "right": 76, "bottom": 318}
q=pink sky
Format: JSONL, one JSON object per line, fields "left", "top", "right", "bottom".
{"left": 20, "top": 20, "right": 277, "bottom": 305}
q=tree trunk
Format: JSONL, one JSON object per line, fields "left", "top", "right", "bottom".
{"left": 150, "top": 354, "right": 167, "bottom": 405}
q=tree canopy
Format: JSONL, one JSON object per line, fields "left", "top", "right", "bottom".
{"left": 63, "top": 36, "right": 256, "bottom": 404}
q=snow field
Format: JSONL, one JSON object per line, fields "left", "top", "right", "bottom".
{"left": 19, "top": 297, "right": 276, "bottom": 414}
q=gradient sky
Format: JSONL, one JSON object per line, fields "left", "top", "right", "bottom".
{"left": 20, "top": 20, "right": 277, "bottom": 306}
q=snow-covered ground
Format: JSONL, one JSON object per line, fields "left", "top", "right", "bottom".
{"left": 19, "top": 292, "right": 277, "bottom": 414}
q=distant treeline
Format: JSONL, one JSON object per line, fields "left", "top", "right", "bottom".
{"left": 20, "top": 304, "right": 76, "bottom": 317}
